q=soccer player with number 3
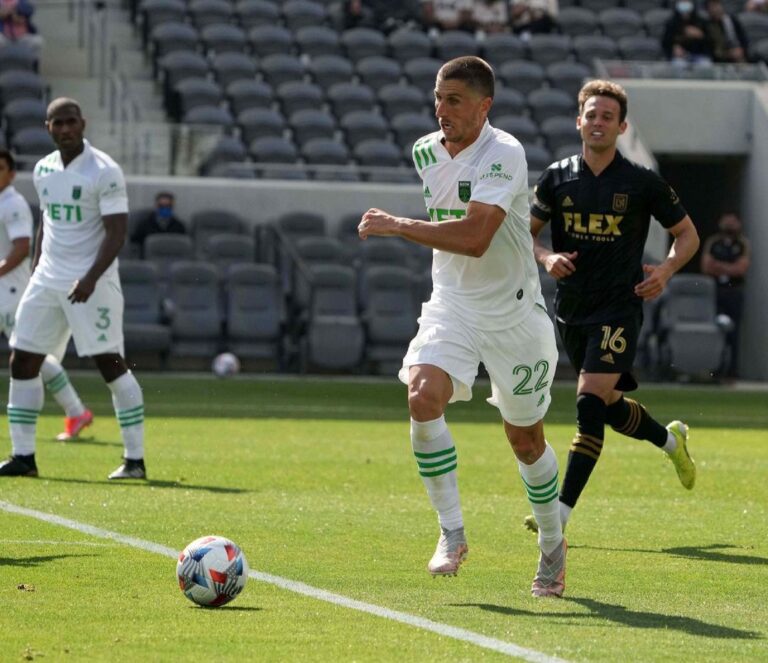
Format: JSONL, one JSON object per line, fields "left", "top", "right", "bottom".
{"left": 359, "top": 57, "right": 566, "bottom": 597}
{"left": 0, "top": 98, "right": 147, "bottom": 481}
{"left": 527, "top": 80, "right": 700, "bottom": 535}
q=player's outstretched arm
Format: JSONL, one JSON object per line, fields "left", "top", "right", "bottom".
{"left": 358, "top": 202, "right": 505, "bottom": 258}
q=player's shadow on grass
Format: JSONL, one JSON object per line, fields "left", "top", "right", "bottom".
{"left": 0, "top": 553, "right": 95, "bottom": 567}
{"left": 40, "top": 476, "right": 248, "bottom": 494}
{"left": 44, "top": 436, "right": 122, "bottom": 448}
{"left": 455, "top": 600, "right": 762, "bottom": 640}
{"left": 572, "top": 543, "right": 768, "bottom": 566}
{"left": 189, "top": 606, "right": 263, "bottom": 612}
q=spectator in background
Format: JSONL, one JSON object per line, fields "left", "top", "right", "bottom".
{"left": 703, "top": 0, "right": 749, "bottom": 63}
{"left": 0, "top": 0, "right": 43, "bottom": 54}
{"left": 342, "top": 0, "right": 419, "bottom": 33}
{"left": 420, "top": 0, "right": 474, "bottom": 33}
{"left": 662, "top": 1, "right": 715, "bottom": 64}
{"left": 510, "top": 0, "right": 559, "bottom": 36}
{"left": 700, "top": 212, "right": 750, "bottom": 377}
{"left": 745, "top": 0, "right": 768, "bottom": 13}
{"left": 130, "top": 191, "right": 187, "bottom": 257}
{"left": 473, "top": 0, "right": 510, "bottom": 35}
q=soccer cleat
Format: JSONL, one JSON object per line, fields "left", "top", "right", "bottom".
{"left": 0, "top": 454, "right": 38, "bottom": 477}
{"left": 427, "top": 526, "right": 468, "bottom": 577}
{"left": 531, "top": 538, "right": 567, "bottom": 598}
{"left": 108, "top": 457, "right": 147, "bottom": 480}
{"left": 523, "top": 515, "right": 539, "bottom": 533}
{"left": 56, "top": 409, "right": 94, "bottom": 441}
{"left": 666, "top": 421, "right": 695, "bottom": 490}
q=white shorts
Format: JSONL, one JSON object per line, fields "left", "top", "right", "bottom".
{"left": 399, "top": 302, "right": 558, "bottom": 426}
{"left": 11, "top": 275, "right": 125, "bottom": 358}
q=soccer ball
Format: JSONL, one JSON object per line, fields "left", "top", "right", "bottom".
{"left": 176, "top": 535, "right": 249, "bottom": 607}
{"left": 212, "top": 352, "right": 240, "bottom": 378}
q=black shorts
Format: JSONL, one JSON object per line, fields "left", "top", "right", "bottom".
{"left": 557, "top": 314, "right": 642, "bottom": 392}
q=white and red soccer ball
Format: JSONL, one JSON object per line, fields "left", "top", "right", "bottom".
{"left": 212, "top": 352, "right": 241, "bottom": 378}
{"left": 177, "top": 535, "right": 249, "bottom": 607}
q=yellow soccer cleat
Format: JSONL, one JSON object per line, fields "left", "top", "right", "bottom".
{"left": 666, "top": 421, "right": 695, "bottom": 490}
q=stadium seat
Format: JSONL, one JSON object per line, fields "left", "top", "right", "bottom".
{"left": 354, "top": 139, "right": 412, "bottom": 183}
{"left": 10, "top": 127, "right": 54, "bottom": 161}
{"left": 521, "top": 143, "right": 554, "bottom": 173}
{"left": 295, "top": 25, "right": 341, "bottom": 58}
{"left": 0, "top": 42, "right": 37, "bottom": 74}
{"left": 187, "top": 0, "right": 234, "bottom": 28}
{"left": 387, "top": 28, "right": 432, "bottom": 65}
{"left": 302, "top": 138, "right": 357, "bottom": 181}
{"left": 211, "top": 52, "right": 258, "bottom": 89}
{"left": 199, "top": 135, "right": 248, "bottom": 176}
{"left": 249, "top": 135, "right": 300, "bottom": 178}
{"left": 139, "top": 0, "right": 186, "bottom": 47}
{"left": 289, "top": 108, "right": 336, "bottom": 147}
{"left": 481, "top": 33, "right": 526, "bottom": 69}
{"left": 492, "top": 115, "right": 540, "bottom": 145}
{"left": 546, "top": 61, "right": 592, "bottom": 99}
{"left": 527, "top": 87, "right": 576, "bottom": 124}
{"left": 657, "top": 274, "right": 729, "bottom": 379}
{"left": 204, "top": 232, "right": 257, "bottom": 277}
{"left": 618, "top": 35, "right": 664, "bottom": 61}
{"left": 0, "top": 70, "right": 44, "bottom": 105}
{"left": 738, "top": 12, "right": 768, "bottom": 44}
{"left": 340, "top": 27, "right": 387, "bottom": 62}
{"left": 360, "top": 265, "right": 417, "bottom": 374}
{"left": 190, "top": 210, "right": 246, "bottom": 256}
{"left": 143, "top": 233, "right": 195, "bottom": 281}
{"left": 540, "top": 115, "right": 580, "bottom": 153}
{"left": 225, "top": 263, "right": 284, "bottom": 365}
{"left": 326, "top": 81, "right": 377, "bottom": 116}
{"left": 270, "top": 210, "right": 328, "bottom": 280}
{"left": 276, "top": 81, "right": 324, "bottom": 117}
{"left": 573, "top": 34, "right": 620, "bottom": 66}
{"left": 599, "top": 8, "right": 644, "bottom": 41}
{"left": 632, "top": 0, "right": 667, "bottom": 10}
{"left": 309, "top": 55, "right": 354, "bottom": 90}
{"left": 291, "top": 235, "right": 347, "bottom": 310}
{"left": 752, "top": 37, "right": 768, "bottom": 63}
{"left": 158, "top": 51, "right": 209, "bottom": 109}
{"left": 149, "top": 22, "right": 199, "bottom": 62}
{"left": 643, "top": 8, "right": 672, "bottom": 40}
{"left": 497, "top": 60, "right": 546, "bottom": 96}
{"left": 174, "top": 78, "right": 224, "bottom": 119}
{"left": 166, "top": 261, "right": 223, "bottom": 363}
{"left": 199, "top": 23, "right": 248, "bottom": 55}
{"left": 235, "top": 0, "right": 279, "bottom": 29}
{"left": 237, "top": 107, "right": 286, "bottom": 144}
{"left": 227, "top": 79, "right": 273, "bottom": 115}
{"left": 300, "top": 264, "right": 364, "bottom": 372}
{"left": 358, "top": 237, "right": 411, "bottom": 271}
{"left": 119, "top": 260, "right": 172, "bottom": 362}
{"left": 390, "top": 112, "right": 435, "bottom": 149}
{"left": 340, "top": 111, "right": 389, "bottom": 149}
{"left": 282, "top": 0, "right": 328, "bottom": 31}
{"left": 488, "top": 87, "right": 527, "bottom": 122}
{"left": 2, "top": 98, "right": 46, "bottom": 136}
{"left": 403, "top": 57, "right": 442, "bottom": 93}
{"left": 434, "top": 30, "right": 479, "bottom": 61}
{"left": 378, "top": 84, "right": 427, "bottom": 121}
{"left": 356, "top": 56, "right": 403, "bottom": 90}
{"left": 579, "top": 0, "right": 618, "bottom": 11}
{"left": 181, "top": 105, "right": 234, "bottom": 128}
{"left": 557, "top": 7, "right": 599, "bottom": 37}
{"left": 248, "top": 25, "right": 293, "bottom": 58}
{"left": 260, "top": 54, "right": 306, "bottom": 88}
{"left": 527, "top": 34, "right": 573, "bottom": 67}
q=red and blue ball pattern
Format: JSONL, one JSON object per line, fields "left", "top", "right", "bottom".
{"left": 177, "top": 535, "right": 249, "bottom": 607}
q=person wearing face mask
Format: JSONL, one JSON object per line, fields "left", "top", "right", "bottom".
{"left": 662, "top": 1, "right": 715, "bottom": 64}
{"left": 130, "top": 191, "right": 187, "bottom": 257}
{"left": 700, "top": 212, "right": 750, "bottom": 377}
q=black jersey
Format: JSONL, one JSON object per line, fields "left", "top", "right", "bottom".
{"left": 530, "top": 152, "right": 687, "bottom": 325}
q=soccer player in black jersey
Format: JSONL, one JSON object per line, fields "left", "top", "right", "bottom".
{"left": 527, "top": 80, "right": 701, "bottom": 532}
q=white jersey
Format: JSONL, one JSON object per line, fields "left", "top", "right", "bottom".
{"left": 32, "top": 140, "right": 128, "bottom": 291}
{"left": 0, "top": 184, "right": 33, "bottom": 295}
{"left": 412, "top": 120, "right": 544, "bottom": 331}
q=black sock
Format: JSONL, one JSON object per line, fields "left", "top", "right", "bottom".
{"left": 560, "top": 393, "right": 606, "bottom": 509}
{"left": 605, "top": 396, "right": 667, "bottom": 448}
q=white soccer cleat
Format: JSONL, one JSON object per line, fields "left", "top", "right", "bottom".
{"left": 531, "top": 538, "right": 567, "bottom": 598}
{"left": 427, "top": 527, "right": 468, "bottom": 577}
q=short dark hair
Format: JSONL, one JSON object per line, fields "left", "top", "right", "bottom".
{"left": 155, "top": 191, "right": 175, "bottom": 202}
{"left": 578, "top": 79, "right": 628, "bottom": 122}
{"left": 46, "top": 97, "right": 83, "bottom": 121}
{"left": 437, "top": 56, "right": 495, "bottom": 99}
{"left": 0, "top": 149, "right": 16, "bottom": 171}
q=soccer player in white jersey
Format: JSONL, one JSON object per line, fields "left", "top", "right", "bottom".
{"left": 358, "top": 56, "right": 566, "bottom": 597}
{"left": 0, "top": 98, "right": 147, "bottom": 480}
{"left": 0, "top": 149, "right": 94, "bottom": 441}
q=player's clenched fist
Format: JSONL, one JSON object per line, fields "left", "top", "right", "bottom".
{"left": 358, "top": 208, "right": 401, "bottom": 240}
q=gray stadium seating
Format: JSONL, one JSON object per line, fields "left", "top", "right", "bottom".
{"left": 190, "top": 210, "right": 246, "bottom": 256}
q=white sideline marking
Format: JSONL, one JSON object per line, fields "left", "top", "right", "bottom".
{"left": 0, "top": 539, "right": 116, "bottom": 546}
{"left": 1, "top": 500, "right": 569, "bottom": 663}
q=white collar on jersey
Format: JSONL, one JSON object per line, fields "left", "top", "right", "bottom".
{"left": 52, "top": 139, "right": 93, "bottom": 170}
{"left": 438, "top": 120, "right": 492, "bottom": 161}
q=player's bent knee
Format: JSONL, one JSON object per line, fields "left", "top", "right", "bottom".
{"left": 93, "top": 353, "right": 128, "bottom": 383}
{"left": 10, "top": 349, "right": 46, "bottom": 380}
{"left": 504, "top": 419, "right": 545, "bottom": 464}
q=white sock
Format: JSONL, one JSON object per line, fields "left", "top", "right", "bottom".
{"left": 559, "top": 502, "right": 573, "bottom": 528}
{"left": 40, "top": 355, "right": 86, "bottom": 418}
{"left": 518, "top": 442, "right": 563, "bottom": 555}
{"left": 662, "top": 431, "right": 677, "bottom": 453}
{"left": 7, "top": 377, "right": 44, "bottom": 456}
{"left": 108, "top": 371, "right": 144, "bottom": 460}
{"left": 411, "top": 416, "right": 463, "bottom": 531}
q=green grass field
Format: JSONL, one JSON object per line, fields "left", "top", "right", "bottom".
{"left": 1, "top": 374, "right": 766, "bottom": 662}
